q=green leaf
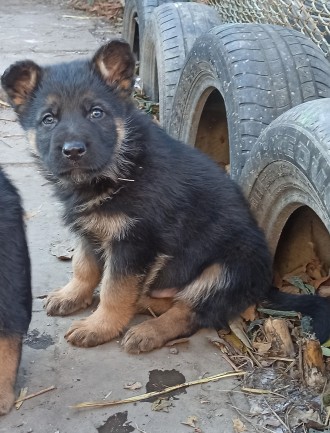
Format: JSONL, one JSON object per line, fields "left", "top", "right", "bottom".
{"left": 321, "top": 347, "right": 330, "bottom": 357}
{"left": 257, "top": 308, "right": 299, "bottom": 317}
{"left": 322, "top": 339, "right": 330, "bottom": 348}
{"left": 288, "top": 276, "right": 315, "bottom": 295}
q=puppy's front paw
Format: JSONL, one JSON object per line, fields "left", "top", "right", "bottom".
{"left": 122, "top": 321, "right": 164, "bottom": 354}
{"left": 0, "top": 383, "right": 15, "bottom": 416}
{"left": 64, "top": 313, "right": 121, "bottom": 347}
{"left": 45, "top": 288, "right": 93, "bottom": 316}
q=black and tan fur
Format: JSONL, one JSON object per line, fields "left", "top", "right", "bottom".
{"left": 0, "top": 169, "right": 31, "bottom": 415}
{"left": 2, "top": 40, "right": 330, "bottom": 353}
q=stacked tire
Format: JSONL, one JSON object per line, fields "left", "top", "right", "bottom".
{"left": 168, "top": 23, "right": 330, "bottom": 179}
{"left": 122, "top": 2, "right": 330, "bottom": 267}
{"left": 240, "top": 99, "right": 330, "bottom": 263}
{"left": 139, "top": 2, "right": 222, "bottom": 127}
{"left": 122, "top": 0, "right": 188, "bottom": 60}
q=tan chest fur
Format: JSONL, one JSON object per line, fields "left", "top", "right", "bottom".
{"left": 75, "top": 212, "right": 136, "bottom": 245}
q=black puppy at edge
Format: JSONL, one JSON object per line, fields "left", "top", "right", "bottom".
{"left": 0, "top": 168, "right": 32, "bottom": 415}
{"left": 2, "top": 40, "right": 330, "bottom": 353}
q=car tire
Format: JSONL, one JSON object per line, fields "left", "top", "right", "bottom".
{"left": 169, "top": 23, "right": 330, "bottom": 179}
{"left": 140, "top": 1, "right": 222, "bottom": 128}
{"left": 240, "top": 98, "right": 330, "bottom": 259}
{"left": 122, "top": 0, "right": 187, "bottom": 60}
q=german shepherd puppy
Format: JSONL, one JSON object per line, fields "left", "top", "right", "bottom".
{"left": 0, "top": 168, "right": 31, "bottom": 415}
{"left": 2, "top": 40, "right": 330, "bottom": 353}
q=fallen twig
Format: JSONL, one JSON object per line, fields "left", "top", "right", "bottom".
{"left": 264, "top": 398, "right": 292, "bottom": 433}
{"left": 247, "top": 348, "right": 262, "bottom": 368}
{"left": 147, "top": 307, "right": 157, "bottom": 318}
{"left": 62, "top": 14, "right": 91, "bottom": 19}
{"left": 15, "top": 385, "right": 56, "bottom": 404}
{"left": 165, "top": 337, "right": 190, "bottom": 347}
{"left": 221, "top": 353, "right": 240, "bottom": 371}
{"left": 241, "top": 387, "right": 284, "bottom": 398}
{"left": 72, "top": 370, "right": 245, "bottom": 409}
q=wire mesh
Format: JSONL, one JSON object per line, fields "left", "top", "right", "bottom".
{"left": 210, "top": 0, "right": 330, "bottom": 58}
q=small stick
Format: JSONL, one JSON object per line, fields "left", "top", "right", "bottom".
{"left": 247, "top": 348, "right": 262, "bottom": 368}
{"left": 221, "top": 353, "right": 240, "bottom": 371}
{"left": 15, "top": 385, "right": 56, "bottom": 404}
{"left": 147, "top": 307, "right": 157, "bottom": 318}
{"left": 264, "top": 398, "right": 292, "bottom": 433}
{"left": 267, "top": 357, "right": 295, "bottom": 362}
{"left": 285, "top": 404, "right": 295, "bottom": 431}
{"left": 321, "top": 377, "right": 328, "bottom": 412}
{"left": 165, "top": 337, "right": 189, "bottom": 347}
{"left": 241, "top": 387, "right": 284, "bottom": 398}
{"left": 72, "top": 371, "right": 245, "bottom": 409}
{"left": 298, "top": 340, "right": 304, "bottom": 385}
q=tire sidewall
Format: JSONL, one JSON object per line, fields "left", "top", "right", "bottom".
{"left": 241, "top": 103, "right": 330, "bottom": 252}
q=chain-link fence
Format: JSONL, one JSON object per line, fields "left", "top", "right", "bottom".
{"left": 210, "top": 0, "right": 330, "bottom": 59}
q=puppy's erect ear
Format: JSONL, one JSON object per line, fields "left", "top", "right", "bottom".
{"left": 92, "top": 40, "right": 135, "bottom": 97}
{"left": 1, "top": 60, "right": 42, "bottom": 112}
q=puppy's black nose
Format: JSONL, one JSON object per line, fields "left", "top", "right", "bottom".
{"left": 62, "top": 142, "right": 86, "bottom": 159}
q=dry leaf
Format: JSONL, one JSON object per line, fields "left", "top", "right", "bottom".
{"left": 318, "top": 286, "right": 330, "bottom": 297}
{"left": 229, "top": 317, "right": 252, "bottom": 349}
{"left": 253, "top": 341, "right": 272, "bottom": 355}
{"left": 289, "top": 407, "right": 322, "bottom": 428}
{"left": 286, "top": 276, "right": 315, "bottom": 294}
{"left": 264, "top": 318, "right": 295, "bottom": 357}
{"left": 314, "top": 276, "right": 330, "bottom": 290}
{"left": 233, "top": 418, "right": 247, "bottom": 433}
{"left": 220, "top": 333, "right": 245, "bottom": 354}
{"left": 181, "top": 415, "right": 198, "bottom": 428}
{"left": 15, "top": 387, "right": 28, "bottom": 410}
{"left": 306, "top": 259, "right": 324, "bottom": 280}
{"left": 151, "top": 397, "right": 173, "bottom": 412}
{"left": 280, "top": 285, "right": 300, "bottom": 295}
{"left": 303, "top": 339, "right": 325, "bottom": 390}
{"left": 210, "top": 338, "right": 229, "bottom": 354}
{"left": 283, "top": 265, "right": 307, "bottom": 283}
{"left": 123, "top": 381, "right": 142, "bottom": 391}
{"left": 241, "top": 305, "right": 256, "bottom": 321}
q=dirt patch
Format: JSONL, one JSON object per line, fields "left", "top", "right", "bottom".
{"left": 24, "top": 329, "right": 54, "bottom": 350}
{"left": 145, "top": 369, "right": 186, "bottom": 403}
{"left": 97, "top": 411, "right": 134, "bottom": 433}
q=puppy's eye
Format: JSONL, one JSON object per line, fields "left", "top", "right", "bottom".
{"left": 90, "top": 108, "right": 104, "bottom": 119}
{"left": 42, "top": 113, "right": 55, "bottom": 125}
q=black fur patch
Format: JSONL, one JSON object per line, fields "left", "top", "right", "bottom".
{"left": 0, "top": 168, "right": 32, "bottom": 415}
{"left": 0, "top": 168, "right": 32, "bottom": 336}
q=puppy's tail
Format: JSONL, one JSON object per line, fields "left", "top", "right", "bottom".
{"left": 266, "top": 287, "right": 330, "bottom": 344}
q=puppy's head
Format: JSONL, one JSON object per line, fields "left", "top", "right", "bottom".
{"left": 1, "top": 40, "right": 136, "bottom": 184}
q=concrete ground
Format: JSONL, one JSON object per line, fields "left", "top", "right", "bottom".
{"left": 0, "top": 1, "right": 248, "bottom": 432}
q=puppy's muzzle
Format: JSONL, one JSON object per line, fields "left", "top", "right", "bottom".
{"left": 62, "top": 141, "right": 86, "bottom": 160}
